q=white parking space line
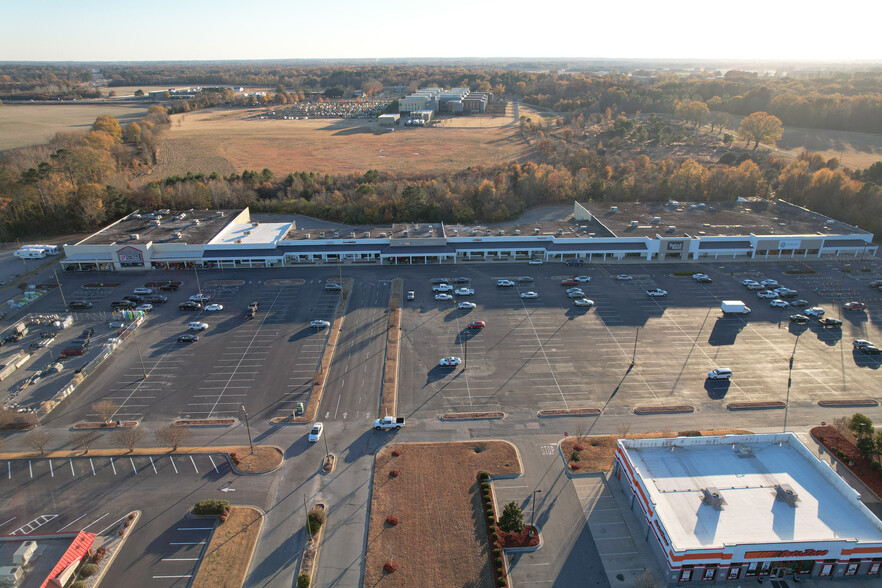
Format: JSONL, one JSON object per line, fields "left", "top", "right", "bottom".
{"left": 169, "top": 456, "right": 179, "bottom": 473}
{"left": 190, "top": 456, "right": 199, "bottom": 473}
{"left": 80, "top": 512, "right": 110, "bottom": 531}
{"left": 208, "top": 455, "right": 219, "bottom": 473}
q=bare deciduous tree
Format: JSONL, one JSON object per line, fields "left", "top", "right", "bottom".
{"left": 27, "top": 431, "right": 50, "bottom": 455}
{"left": 833, "top": 416, "right": 850, "bottom": 435}
{"left": 115, "top": 428, "right": 144, "bottom": 453}
{"left": 92, "top": 399, "right": 119, "bottom": 425}
{"left": 71, "top": 431, "right": 100, "bottom": 454}
{"left": 156, "top": 425, "right": 191, "bottom": 451}
{"left": 617, "top": 423, "right": 632, "bottom": 439}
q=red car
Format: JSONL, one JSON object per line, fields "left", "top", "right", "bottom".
{"left": 561, "top": 279, "right": 578, "bottom": 286}
{"left": 844, "top": 301, "right": 867, "bottom": 311}
{"left": 467, "top": 321, "right": 486, "bottom": 329}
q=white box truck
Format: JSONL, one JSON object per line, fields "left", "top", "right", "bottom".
{"left": 721, "top": 300, "right": 751, "bottom": 315}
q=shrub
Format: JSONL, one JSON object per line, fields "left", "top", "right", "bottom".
{"left": 391, "top": 449, "right": 401, "bottom": 457}
{"left": 219, "top": 514, "right": 228, "bottom": 523}
{"left": 836, "top": 450, "right": 846, "bottom": 459}
{"left": 872, "top": 461, "right": 882, "bottom": 471}
{"left": 128, "top": 513, "right": 135, "bottom": 520}
{"left": 495, "top": 556, "right": 503, "bottom": 566}
{"left": 493, "top": 548, "right": 501, "bottom": 557}
{"left": 573, "top": 444, "right": 584, "bottom": 451}
{"left": 193, "top": 499, "right": 230, "bottom": 515}
{"left": 571, "top": 463, "right": 581, "bottom": 470}
{"left": 481, "top": 481, "right": 491, "bottom": 490}
{"left": 498, "top": 578, "right": 507, "bottom": 587}
{"left": 308, "top": 507, "right": 326, "bottom": 535}
{"left": 297, "top": 572, "right": 311, "bottom": 588}
{"left": 80, "top": 563, "right": 99, "bottom": 577}
{"left": 571, "top": 450, "right": 581, "bottom": 462}
{"left": 679, "top": 430, "right": 701, "bottom": 437}
{"left": 389, "top": 470, "right": 400, "bottom": 477}
{"left": 385, "top": 515, "right": 400, "bottom": 526}
{"left": 487, "top": 515, "right": 495, "bottom": 525}
{"left": 383, "top": 560, "right": 398, "bottom": 573}
{"left": 123, "top": 520, "right": 131, "bottom": 527}
{"left": 491, "top": 532, "right": 498, "bottom": 541}
{"left": 72, "top": 582, "right": 86, "bottom": 588}
{"left": 118, "top": 529, "right": 125, "bottom": 536}
{"left": 497, "top": 567, "right": 504, "bottom": 576}
{"left": 479, "top": 471, "right": 490, "bottom": 480}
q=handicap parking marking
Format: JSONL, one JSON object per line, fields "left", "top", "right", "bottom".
{"left": 11, "top": 514, "right": 58, "bottom": 535}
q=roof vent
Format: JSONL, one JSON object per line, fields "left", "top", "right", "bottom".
{"left": 733, "top": 444, "right": 754, "bottom": 458}
{"left": 533, "top": 228, "right": 540, "bottom": 235}
{"left": 666, "top": 226, "right": 676, "bottom": 233}
{"left": 172, "top": 232, "right": 182, "bottom": 239}
{"left": 775, "top": 484, "right": 799, "bottom": 506}
{"left": 702, "top": 487, "right": 725, "bottom": 509}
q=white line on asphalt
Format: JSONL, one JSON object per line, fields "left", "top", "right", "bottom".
{"left": 190, "top": 456, "right": 198, "bottom": 473}
{"left": 89, "top": 459, "right": 96, "bottom": 476}
{"left": 519, "top": 562, "right": 551, "bottom": 566}
{"left": 153, "top": 575, "right": 193, "bottom": 579}
{"left": 96, "top": 514, "right": 132, "bottom": 536}
{"left": 7, "top": 462, "right": 9, "bottom": 479}
{"left": 69, "top": 459, "right": 75, "bottom": 476}
{"left": 110, "top": 458, "right": 116, "bottom": 475}
{"left": 161, "top": 558, "right": 200, "bottom": 561}
{"left": 28, "top": 461, "right": 32, "bottom": 478}
{"left": 177, "top": 527, "right": 213, "bottom": 531}
{"left": 0, "top": 517, "right": 15, "bottom": 528}
{"left": 130, "top": 457, "right": 138, "bottom": 474}
{"left": 594, "top": 536, "right": 634, "bottom": 540}
{"left": 58, "top": 513, "right": 88, "bottom": 531}
{"left": 208, "top": 455, "right": 218, "bottom": 473}
{"left": 170, "top": 541, "right": 206, "bottom": 545}
{"left": 170, "top": 456, "right": 178, "bottom": 474}
{"left": 150, "top": 456, "right": 157, "bottom": 473}
{"left": 80, "top": 512, "right": 110, "bottom": 531}
{"left": 49, "top": 460, "right": 54, "bottom": 477}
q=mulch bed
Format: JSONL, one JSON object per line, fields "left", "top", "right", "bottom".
{"left": 174, "top": 419, "right": 235, "bottom": 427}
{"left": 442, "top": 412, "right": 505, "bottom": 420}
{"left": 145, "top": 281, "right": 182, "bottom": 287}
{"left": 73, "top": 421, "right": 138, "bottom": 430}
{"left": 501, "top": 526, "right": 540, "bottom": 548}
{"left": 817, "top": 399, "right": 879, "bottom": 407}
{"left": 538, "top": 408, "right": 599, "bottom": 417}
{"left": 811, "top": 426, "right": 882, "bottom": 499}
{"left": 265, "top": 279, "right": 305, "bottom": 286}
{"left": 727, "top": 401, "right": 786, "bottom": 410}
{"left": 204, "top": 280, "right": 245, "bottom": 286}
{"left": 633, "top": 405, "right": 694, "bottom": 414}
{"left": 83, "top": 282, "right": 121, "bottom": 288}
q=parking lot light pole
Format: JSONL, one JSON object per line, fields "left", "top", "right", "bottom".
{"left": 241, "top": 405, "right": 253, "bottom": 454}
{"left": 53, "top": 269, "right": 67, "bottom": 307}
{"left": 134, "top": 329, "right": 148, "bottom": 379}
{"left": 463, "top": 335, "right": 468, "bottom": 371}
{"left": 631, "top": 327, "right": 639, "bottom": 365}
{"left": 530, "top": 489, "right": 542, "bottom": 536}
{"left": 194, "top": 265, "right": 202, "bottom": 297}
{"left": 322, "top": 426, "right": 330, "bottom": 461}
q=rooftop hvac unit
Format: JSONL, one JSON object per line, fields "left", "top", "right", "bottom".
{"left": 363, "top": 232, "right": 370, "bottom": 238}
{"left": 609, "top": 206, "right": 618, "bottom": 213}
{"left": 159, "top": 209, "right": 170, "bottom": 215}
{"left": 379, "top": 232, "right": 387, "bottom": 238}
{"left": 130, "top": 234, "right": 139, "bottom": 240}
{"left": 0, "top": 566, "right": 23, "bottom": 584}
{"left": 557, "top": 229, "right": 563, "bottom": 235}
{"left": 244, "top": 230, "right": 251, "bottom": 236}
{"left": 194, "top": 220, "right": 200, "bottom": 225}
{"left": 13, "top": 540, "right": 37, "bottom": 565}
{"left": 172, "top": 232, "right": 182, "bottom": 239}
{"left": 217, "top": 211, "right": 225, "bottom": 217}
{"left": 498, "top": 230, "right": 504, "bottom": 236}
{"left": 514, "top": 229, "right": 521, "bottom": 235}
{"left": 402, "top": 230, "right": 408, "bottom": 237}
{"left": 485, "top": 229, "right": 491, "bottom": 235}
{"left": 320, "top": 232, "right": 325, "bottom": 238}
{"left": 826, "top": 219, "right": 835, "bottom": 225}
{"left": 533, "top": 228, "right": 540, "bottom": 235}
{"left": 775, "top": 484, "right": 799, "bottom": 506}
{"left": 630, "top": 221, "right": 639, "bottom": 228}
{"left": 151, "top": 220, "right": 161, "bottom": 226}
{"left": 305, "top": 234, "right": 310, "bottom": 239}
{"left": 652, "top": 217, "right": 661, "bottom": 224}
{"left": 666, "top": 226, "right": 676, "bottom": 233}
{"left": 589, "top": 233, "right": 596, "bottom": 238}
{"left": 350, "top": 233, "right": 356, "bottom": 238}
{"left": 701, "top": 487, "right": 725, "bottom": 509}
{"left": 580, "top": 225, "right": 588, "bottom": 231}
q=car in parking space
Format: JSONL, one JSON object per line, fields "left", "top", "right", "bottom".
{"left": 188, "top": 321, "right": 208, "bottom": 331}
{"left": 528, "top": 259, "right": 543, "bottom": 265}
{"left": 454, "top": 288, "right": 475, "bottom": 296}
{"left": 790, "top": 314, "right": 809, "bottom": 323}
{"left": 431, "top": 278, "right": 449, "bottom": 285}
{"left": 566, "top": 287, "right": 584, "bottom": 293}
{"left": 435, "top": 293, "right": 454, "bottom": 301}
{"left": 869, "top": 279, "right": 882, "bottom": 287}
{"left": 179, "top": 301, "right": 202, "bottom": 310}
{"left": 111, "top": 300, "right": 136, "bottom": 310}
{"left": 790, "top": 299, "right": 809, "bottom": 308}
{"left": 646, "top": 288, "right": 667, "bottom": 297}
{"left": 746, "top": 282, "right": 765, "bottom": 290}
{"left": 757, "top": 290, "right": 777, "bottom": 299}
{"left": 146, "top": 295, "right": 168, "bottom": 304}
{"left": 108, "top": 321, "right": 126, "bottom": 329}
{"left": 439, "top": 356, "right": 462, "bottom": 367}
{"left": 407, "top": 290, "right": 415, "bottom": 301}
{"left": 692, "top": 273, "right": 712, "bottom": 283}
{"left": 177, "top": 334, "right": 199, "bottom": 343}
{"left": 770, "top": 299, "right": 790, "bottom": 308}
{"left": 707, "top": 368, "right": 733, "bottom": 380}
{"left": 819, "top": 317, "right": 842, "bottom": 328}
{"left": 567, "top": 290, "right": 586, "bottom": 298}
{"left": 123, "top": 294, "right": 144, "bottom": 304}
{"left": 189, "top": 294, "right": 211, "bottom": 303}
{"left": 805, "top": 307, "right": 825, "bottom": 317}
{"left": 467, "top": 320, "right": 485, "bottom": 329}
{"left": 432, "top": 283, "right": 453, "bottom": 292}
{"left": 561, "top": 278, "right": 578, "bottom": 286}
{"left": 135, "top": 303, "right": 153, "bottom": 312}
{"left": 308, "top": 422, "right": 324, "bottom": 442}
{"left": 457, "top": 301, "right": 477, "bottom": 309}
{"left": 574, "top": 298, "right": 595, "bottom": 307}
{"left": 517, "top": 276, "right": 534, "bottom": 283}
{"left": 775, "top": 288, "right": 798, "bottom": 298}
{"left": 310, "top": 319, "right": 331, "bottom": 328}
{"left": 520, "top": 291, "right": 539, "bottom": 299}
{"left": 853, "top": 339, "right": 874, "bottom": 349}
{"left": 324, "top": 282, "right": 342, "bottom": 291}
{"left": 159, "top": 283, "right": 180, "bottom": 291}
{"left": 574, "top": 275, "right": 591, "bottom": 283}
{"left": 742, "top": 279, "right": 760, "bottom": 286}
{"left": 68, "top": 300, "right": 93, "bottom": 309}
{"left": 133, "top": 287, "right": 153, "bottom": 295}
{"left": 566, "top": 259, "right": 584, "bottom": 266}
{"left": 204, "top": 304, "right": 224, "bottom": 312}
{"left": 452, "top": 277, "right": 471, "bottom": 284}
{"left": 497, "top": 280, "right": 515, "bottom": 287}
{"left": 844, "top": 301, "right": 867, "bottom": 311}
{"left": 616, "top": 275, "right": 633, "bottom": 281}
{"left": 761, "top": 279, "right": 780, "bottom": 288}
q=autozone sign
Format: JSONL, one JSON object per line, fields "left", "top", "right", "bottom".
{"left": 744, "top": 549, "right": 828, "bottom": 559}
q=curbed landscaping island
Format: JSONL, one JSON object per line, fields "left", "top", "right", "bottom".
{"left": 364, "top": 441, "right": 521, "bottom": 587}
{"left": 191, "top": 506, "right": 263, "bottom": 588}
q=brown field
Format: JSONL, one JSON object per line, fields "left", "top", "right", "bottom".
{"left": 151, "top": 107, "right": 533, "bottom": 177}
{"left": 0, "top": 104, "right": 149, "bottom": 152}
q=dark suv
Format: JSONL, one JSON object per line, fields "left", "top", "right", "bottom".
{"left": 179, "top": 301, "right": 202, "bottom": 310}
{"left": 159, "top": 283, "right": 180, "bottom": 291}
{"left": 146, "top": 295, "right": 168, "bottom": 304}
{"left": 111, "top": 300, "right": 136, "bottom": 310}
{"left": 123, "top": 295, "right": 144, "bottom": 304}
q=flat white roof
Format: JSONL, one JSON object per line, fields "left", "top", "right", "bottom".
{"left": 209, "top": 221, "right": 292, "bottom": 246}
{"left": 620, "top": 433, "right": 882, "bottom": 551}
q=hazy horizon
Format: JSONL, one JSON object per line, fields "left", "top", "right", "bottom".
{"left": 3, "top": 0, "right": 881, "bottom": 63}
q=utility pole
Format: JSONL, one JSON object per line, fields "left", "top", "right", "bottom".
{"left": 53, "top": 269, "right": 67, "bottom": 308}
{"left": 241, "top": 405, "right": 254, "bottom": 454}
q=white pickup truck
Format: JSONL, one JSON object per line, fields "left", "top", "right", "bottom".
{"left": 373, "top": 416, "right": 405, "bottom": 430}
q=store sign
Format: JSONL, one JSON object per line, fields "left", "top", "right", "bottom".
{"left": 116, "top": 246, "right": 143, "bottom": 262}
{"left": 778, "top": 239, "right": 801, "bottom": 250}
{"left": 667, "top": 241, "right": 684, "bottom": 251}
{"left": 744, "top": 549, "right": 828, "bottom": 559}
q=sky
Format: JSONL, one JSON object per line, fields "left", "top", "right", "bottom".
{"left": 2, "top": 0, "right": 881, "bottom": 62}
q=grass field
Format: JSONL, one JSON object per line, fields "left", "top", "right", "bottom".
{"left": 151, "top": 107, "right": 533, "bottom": 177}
{"left": 0, "top": 104, "right": 149, "bottom": 152}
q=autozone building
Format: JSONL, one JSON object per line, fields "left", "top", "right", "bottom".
{"left": 61, "top": 200, "right": 876, "bottom": 271}
{"left": 613, "top": 433, "right": 882, "bottom": 583}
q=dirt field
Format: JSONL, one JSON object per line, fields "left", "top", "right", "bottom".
{"left": 0, "top": 104, "right": 149, "bottom": 152}
{"left": 151, "top": 107, "right": 533, "bottom": 177}
{"left": 363, "top": 441, "right": 521, "bottom": 587}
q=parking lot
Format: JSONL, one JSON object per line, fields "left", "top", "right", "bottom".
{"left": 397, "top": 259, "right": 882, "bottom": 419}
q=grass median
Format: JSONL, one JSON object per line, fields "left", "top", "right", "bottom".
{"left": 380, "top": 278, "right": 403, "bottom": 417}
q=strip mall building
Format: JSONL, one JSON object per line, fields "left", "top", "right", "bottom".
{"left": 613, "top": 433, "right": 882, "bottom": 583}
{"left": 60, "top": 200, "right": 876, "bottom": 272}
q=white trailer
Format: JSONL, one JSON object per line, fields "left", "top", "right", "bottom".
{"left": 14, "top": 248, "right": 47, "bottom": 259}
